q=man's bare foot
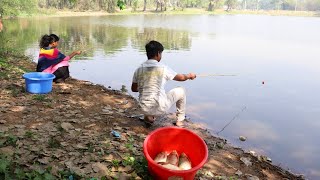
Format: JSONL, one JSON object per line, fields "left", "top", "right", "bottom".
{"left": 175, "top": 121, "right": 184, "bottom": 127}
{"left": 144, "top": 115, "right": 155, "bottom": 123}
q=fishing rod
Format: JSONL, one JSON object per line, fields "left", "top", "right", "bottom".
{"left": 66, "top": 39, "right": 126, "bottom": 53}
{"left": 197, "top": 74, "right": 237, "bottom": 77}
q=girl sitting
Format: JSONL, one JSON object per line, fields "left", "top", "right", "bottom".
{"left": 37, "top": 34, "right": 81, "bottom": 83}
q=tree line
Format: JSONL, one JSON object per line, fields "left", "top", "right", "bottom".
{"left": 0, "top": 0, "right": 320, "bottom": 17}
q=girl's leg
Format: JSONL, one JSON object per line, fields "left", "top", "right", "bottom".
{"left": 53, "top": 66, "right": 69, "bottom": 82}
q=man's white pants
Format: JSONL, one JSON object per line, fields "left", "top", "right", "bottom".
{"left": 165, "top": 87, "right": 186, "bottom": 122}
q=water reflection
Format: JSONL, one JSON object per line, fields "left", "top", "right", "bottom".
{"left": 2, "top": 15, "right": 320, "bottom": 179}
{"left": 1, "top": 16, "right": 192, "bottom": 59}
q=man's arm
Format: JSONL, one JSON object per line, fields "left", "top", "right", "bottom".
{"left": 131, "top": 82, "right": 138, "bottom": 92}
{"left": 173, "top": 73, "right": 197, "bottom": 81}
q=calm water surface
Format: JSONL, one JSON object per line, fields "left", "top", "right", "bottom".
{"left": 4, "top": 14, "right": 320, "bottom": 179}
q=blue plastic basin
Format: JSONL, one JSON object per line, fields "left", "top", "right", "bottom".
{"left": 22, "top": 72, "right": 55, "bottom": 94}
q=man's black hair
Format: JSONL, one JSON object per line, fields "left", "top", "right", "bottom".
{"left": 145, "top": 40, "right": 164, "bottom": 59}
{"left": 49, "top": 34, "right": 60, "bottom": 42}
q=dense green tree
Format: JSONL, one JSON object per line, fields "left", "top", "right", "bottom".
{"left": 208, "top": 0, "right": 224, "bottom": 11}
{"left": 117, "top": 0, "right": 126, "bottom": 10}
{"left": 0, "top": 0, "right": 36, "bottom": 17}
{"left": 2, "top": 0, "right": 320, "bottom": 17}
{"left": 225, "top": 0, "right": 238, "bottom": 11}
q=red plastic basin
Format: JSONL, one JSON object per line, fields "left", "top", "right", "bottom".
{"left": 143, "top": 127, "right": 208, "bottom": 180}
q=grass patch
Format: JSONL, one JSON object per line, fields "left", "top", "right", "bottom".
{"left": 125, "top": 136, "right": 135, "bottom": 152}
{"left": 24, "top": 131, "right": 35, "bottom": 139}
{"left": 132, "top": 156, "right": 151, "bottom": 179}
{"left": 122, "top": 156, "right": 135, "bottom": 166}
{"left": 32, "top": 95, "right": 51, "bottom": 102}
{"left": 87, "top": 143, "right": 95, "bottom": 153}
{"left": 0, "top": 155, "right": 56, "bottom": 180}
{"left": 1, "top": 135, "right": 18, "bottom": 147}
{"left": 121, "top": 85, "right": 128, "bottom": 93}
{"left": 48, "top": 137, "right": 61, "bottom": 148}
{"left": 111, "top": 159, "right": 120, "bottom": 168}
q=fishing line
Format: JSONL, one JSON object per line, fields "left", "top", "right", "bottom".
{"left": 216, "top": 106, "right": 247, "bottom": 135}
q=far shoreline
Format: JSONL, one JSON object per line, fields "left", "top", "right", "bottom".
{"left": 13, "top": 8, "right": 320, "bottom": 18}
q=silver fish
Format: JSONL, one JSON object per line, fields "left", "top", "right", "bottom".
{"left": 166, "top": 150, "right": 179, "bottom": 166}
{"left": 178, "top": 153, "right": 192, "bottom": 170}
{"left": 154, "top": 151, "right": 167, "bottom": 163}
{"left": 161, "top": 163, "right": 181, "bottom": 170}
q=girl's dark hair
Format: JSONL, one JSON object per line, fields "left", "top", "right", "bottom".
{"left": 49, "top": 34, "right": 60, "bottom": 42}
{"left": 39, "top": 34, "right": 54, "bottom": 48}
{"left": 145, "top": 40, "right": 164, "bottom": 59}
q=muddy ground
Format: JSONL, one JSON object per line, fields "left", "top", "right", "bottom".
{"left": 0, "top": 56, "right": 304, "bottom": 179}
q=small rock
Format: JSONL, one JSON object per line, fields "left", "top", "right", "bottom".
{"left": 118, "top": 145, "right": 127, "bottom": 152}
{"left": 111, "top": 141, "right": 121, "bottom": 147}
{"left": 204, "top": 171, "right": 214, "bottom": 177}
{"left": 111, "top": 166, "right": 117, "bottom": 172}
{"left": 10, "top": 106, "right": 26, "bottom": 112}
{"left": 239, "top": 136, "right": 247, "bottom": 141}
{"left": 126, "top": 131, "right": 136, "bottom": 136}
{"left": 76, "top": 144, "right": 88, "bottom": 150}
{"left": 61, "top": 122, "right": 74, "bottom": 131}
{"left": 214, "top": 176, "right": 227, "bottom": 180}
{"left": 118, "top": 172, "right": 131, "bottom": 180}
{"left": 0, "top": 146, "right": 15, "bottom": 156}
{"left": 60, "top": 142, "right": 69, "bottom": 147}
{"left": 70, "top": 119, "right": 78, "bottom": 123}
{"left": 235, "top": 170, "right": 243, "bottom": 176}
{"left": 267, "top": 157, "right": 272, "bottom": 162}
{"left": 249, "top": 150, "right": 256, "bottom": 157}
{"left": 85, "top": 124, "right": 96, "bottom": 128}
{"left": 14, "top": 125, "right": 26, "bottom": 129}
{"left": 258, "top": 155, "right": 272, "bottom": 162}
{"left": 50, "top": 165, "right": 61, "bottom": 177}
{"left": 118, "top": 166, "right": 133, "bottom": 173}
{"left": 0, "top": 120, "right": 6, "bottom": 124}
{"left": 79, "top": 156, "right": 91, "bottom": 164}
{"left": 30, "top": 147, "right": 40, "bottom": 152}
{"left": 240, "top": 157, "right": 252, "bottom": 166}
{"left": 246, "top": 174, "right": 260, "bottom": 180}
{"left": 113, "top": 126, "right": 122, "bottom": 131}
{"left": 216, "top": 142, "right": 224, "bottom": 149}
{"left": 38, "top": 157, "right": 50, "bottom": 165}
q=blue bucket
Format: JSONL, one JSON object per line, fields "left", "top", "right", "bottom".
{"left": 22, "top": 72, "right": 55, "bottom": 94}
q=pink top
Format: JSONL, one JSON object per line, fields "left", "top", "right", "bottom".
{"left": 43, "top": 56, "right": 70, "bottom": 74}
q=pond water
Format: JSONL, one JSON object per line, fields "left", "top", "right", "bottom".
{"left": 3, "top": 14, "right": 320, "bottom": 179}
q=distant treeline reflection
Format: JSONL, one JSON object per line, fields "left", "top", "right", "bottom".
{"left": 1, "top": 17, "right": 192, "bottom": 58}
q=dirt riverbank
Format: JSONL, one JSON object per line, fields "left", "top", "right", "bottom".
{"left": 0, "top": 55, "right": 305, "bottom": 179}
